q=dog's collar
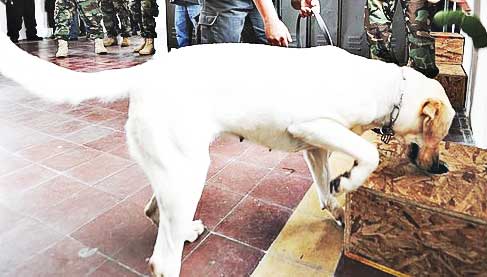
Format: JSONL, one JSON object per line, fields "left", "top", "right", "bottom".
{"left": 378, "top": 70, "right": 405, "bottom": 144}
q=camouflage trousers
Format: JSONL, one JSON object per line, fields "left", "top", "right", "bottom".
{"left": 129, "top": 0, "right": 158, "bottom": 38}
{"left": 100, "top": 0, "right": 132, "bottom": 37}
{"left": 365, "top": 0, "right": 437, "bottom": 73}
{"left": 54, "top": 0, "right": 104, "bottom": 40}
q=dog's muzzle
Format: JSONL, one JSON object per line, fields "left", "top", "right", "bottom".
{"left": 408, "top": 143, "right": 449, "bottom": 175}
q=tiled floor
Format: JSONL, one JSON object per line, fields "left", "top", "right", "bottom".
{"left": 0, "top": 38, "right": 476, "bottom": 277}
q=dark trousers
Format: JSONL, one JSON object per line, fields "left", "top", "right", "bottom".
{"left": 6, "top": 0, "right": 38, "bottom": 40}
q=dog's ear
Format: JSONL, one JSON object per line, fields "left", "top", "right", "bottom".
{"left": 421, "top": 99, "right": 447, "bottom": 145}
{"left": 422, "top": 99, "right": 440, "bottom": 121}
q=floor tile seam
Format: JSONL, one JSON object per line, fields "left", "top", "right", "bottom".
{"left": 5, "top": 150, "right": 126, "bottom": 189}
{"left": 180, "top": 231, "right": 211, "bottom": 263}
{"left": 66, "top": 195, "right": 131, "bottom": 237}
{"left": 63, "top": 157, "right": 135, "bottom": 187}
{"left": 10, "top": 109, "right": 74, "bottom": 128}
{"left": 91, "top": 251, "right": 148, "bottom": 277}
{"left": 9, "top": 129, "right": 108, "bottom": 161}
{"left": 5, "top": 234, "right": 72, "bottom": 275}
{"left": 209, "top": 231, "right": 266, "bottom": 254}
{"left": 19, "top": 145, "right": 134, "bottom": 185}
{"left": 210, "top": 147, "right": 290, "bottom": 231}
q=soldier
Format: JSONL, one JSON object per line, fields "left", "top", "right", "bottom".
{"left": 129, "top": 0, "right": 142, "bottom": 35}
{"left": 365, "top": 0, "right": 440, "bottom": 78}
{"left": 131, "top": 0, "right": 158, "bottom": 55}
{"left": 54, "top": 0, "right": 108, "bottom": 57}
{"left": 100, "top": 0, "right": 132, "bottom": 47}
{"left": 5, "top": 0, "right": 43, "bottom": 43}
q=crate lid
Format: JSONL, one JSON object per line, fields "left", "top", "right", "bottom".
{"left": 364, "top": 135, "right": 486, "bottom": 223}
{"left": 431, "top": 32, "right": 465, "bottom": 39}
{"left": 437, "top": 64, "right": 467, "bottom": 77}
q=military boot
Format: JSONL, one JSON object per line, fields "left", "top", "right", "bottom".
{"left": 133, "top": 39, "right": 146, "bottom": 53}
{"left": 121, "top": 37, "right": 130, "bottom": 47}
{"left": 103, "top": 36, "right": 118, "bottom": 47}
{"left": 95, "top": 38, "right": 108, "bottom": 55}
{"left": 139, "top": 38, "right": 155, "bottom": 55}
{"left": 56, "top": 40, "right": 68, "bottom": 58}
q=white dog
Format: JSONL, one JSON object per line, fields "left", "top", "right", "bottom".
{"left": 0, "top": 32, "right": 454, "bottom": 276}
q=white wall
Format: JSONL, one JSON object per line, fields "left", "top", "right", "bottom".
{"left": 469, "top": 1, "right": 487, "bottom": 148}
{"left": 0, "top": 0, "right": 50, "bottom": 38}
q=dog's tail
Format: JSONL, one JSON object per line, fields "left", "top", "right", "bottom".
{"left": 0, "top": 32, "right": 135, "bottom": 105}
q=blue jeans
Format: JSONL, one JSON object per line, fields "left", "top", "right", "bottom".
{"left": 175, "top": 4, "right": 201, "bottom": 47}
{"left": 198, "top": 0, "right": 266, "bottom": 44}
{"left": 69, "top": 13, "right": 79, "bottom": 39}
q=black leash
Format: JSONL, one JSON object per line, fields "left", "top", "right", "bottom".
{"left": 296, "top": 7, "right": 334, "bottom": 48}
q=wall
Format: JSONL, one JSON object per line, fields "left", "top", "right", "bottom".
{"left": 0, "top": 0, "right": 50, "bottom": 38}
{"left": 468, "top": 0, "right": 487, "bottom": 148}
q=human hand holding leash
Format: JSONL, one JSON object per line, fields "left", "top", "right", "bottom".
{"left": 292, "top": 0, "right": 320, "bottom": 17}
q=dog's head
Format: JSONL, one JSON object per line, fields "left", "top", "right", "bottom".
{"left": 393, "top": 67, "right": 455, "bottom": 174}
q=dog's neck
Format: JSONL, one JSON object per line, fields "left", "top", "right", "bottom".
{"left": 371, "top": 68, "right": 406, "bottom": 142}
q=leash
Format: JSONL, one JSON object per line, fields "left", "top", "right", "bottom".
{"left": 296, "top": 6, "right": 334, "bottom": 48}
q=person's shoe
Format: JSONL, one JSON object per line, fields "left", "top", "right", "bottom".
{"left": 95, "top": 38, "right": 108, "bottom": 55}
{"left": 103, "top": 37, "right": 118, "bottom": 47}
{"left": 121, "top": 37, "right": 130, "bottom": 47}
{"left": 9, "top": 37, "right": 19, "bottom": 43}
{"left": 133, "top": 40, "right": 146, "bottom": 53}
{"left": 26, "top": 35, "right": 43, "bottom": 41}
{"left": 138, "top": 38, "right": 155, "bottom": 55}
{"left": 56, "top": 40, "right": 68, "bottom": 58}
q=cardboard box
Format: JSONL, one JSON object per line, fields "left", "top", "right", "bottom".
{"left": 344, "top": 136, "right": 487, "bottom": 277}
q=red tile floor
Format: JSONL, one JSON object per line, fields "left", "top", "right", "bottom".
{"left": 0, "top": 39, "right": 313, "bottom": 276}
{"left": 0, "top": 38, "right": 474, "bottom": 277}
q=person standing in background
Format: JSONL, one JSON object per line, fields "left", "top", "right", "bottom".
{"left": 100, "top": 0, "right": 132, "bottom": 47}
{"left": 45, "top": 0, "right": 56, "bottom": 37}
{"left": 170, "top": 0, "right": 200, "bottom": 47}
{"left": 5, "top": 0, "right": 43, "bottom": 43}
{"left": 54, "top": 0, "right": 108, "bottom": 57}
{"left": 132, "top": 0, "right": 158, "bottom": 55}
{"left": 365, "top": 0, "right": 440, "bottom": 78}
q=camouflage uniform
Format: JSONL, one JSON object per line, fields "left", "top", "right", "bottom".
{"left": 100, "top": 0, "right": 132, "bottom": 37}
{"left": 54, "top": 0, "right": 104, "bottom": 40}
{"left": 365, "top": 0, "right": 438, "bottom": 77}
{"left": 130, "top": 0, "right": 158, "bottom": 38}
{"left": 129, "top": 0, "right": 143, "bottom": 32}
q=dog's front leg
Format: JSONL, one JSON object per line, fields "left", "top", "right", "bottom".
{"left": 303, "top": 149, "right": 338, "bottom": 210}
{"left": 289, "top": 119, "right": 379, "bottom": 195}
{"left": 303, "top": 148, "right": 343, "bottom": 224}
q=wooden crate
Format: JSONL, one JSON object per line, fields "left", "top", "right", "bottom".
{"left": 431, "top": 32, "right": 465, "bottom": 65}
{"left": 344, "top": 136, "right": 487, "bottom": 277}
{"left": 435, "top": 63, "right": 467, "bottom": 112}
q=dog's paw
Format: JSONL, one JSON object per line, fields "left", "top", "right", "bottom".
{"left": 184, "top": 220, "right": 205, "bottom": 243}
{"left": 319, "top": 195, "right": 340, "bottom": 212}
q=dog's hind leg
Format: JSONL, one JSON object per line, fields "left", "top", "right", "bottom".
{"left": 289, "top": 119, "right": 379, "bottom": 195}
{"left": 126, "top": 132, "right": 209, "bottom": 276}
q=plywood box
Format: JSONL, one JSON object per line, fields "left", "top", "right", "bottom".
{"left": 435, "top": 63, "right": 467, "bottom": 112}
{"left": 344, "top": 136, "right": 487, "bottom": 277}
{"left": 431, "top": 32, "right": 465, "bottom": 65}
